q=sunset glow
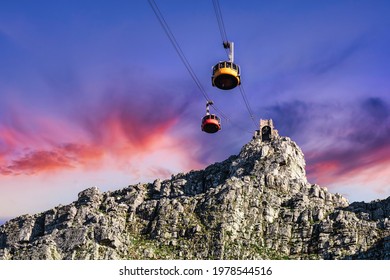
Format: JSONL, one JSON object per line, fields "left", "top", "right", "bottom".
{"left": 1, "top": 0, "right": 390, "bottom": 223}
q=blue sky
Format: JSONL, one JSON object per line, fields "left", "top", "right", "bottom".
{"left": 1, "top": 0, "right": 390, "bottom": 224}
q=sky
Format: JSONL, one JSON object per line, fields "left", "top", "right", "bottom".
{"left": 1, "top": 0, "right": 390, "bottom": 225}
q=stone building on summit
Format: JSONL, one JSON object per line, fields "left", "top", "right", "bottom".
{"left": 254, "top": 119, "right": 279, "bottom": 142}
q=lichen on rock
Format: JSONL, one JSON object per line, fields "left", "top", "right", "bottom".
{"left": 1, "top": 132, "right": 390, "bottom": 260}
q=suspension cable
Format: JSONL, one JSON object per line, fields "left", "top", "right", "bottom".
{"left": 239, "top": 85, "right": 257, "bottom": 127}
{"left": 211, "top": 0, "right": 258, "bottom": 129}
{"left": 212, "top": 0, "right": 229, "bottom": 58}
{"left": 149, "top": 0, "right": 253, "bottom": 134}
{"left": 212, "top": 0, "right": 228, "bottom": 42}
{"left": 148, "top": 0, "right": 229, "bottom": 121}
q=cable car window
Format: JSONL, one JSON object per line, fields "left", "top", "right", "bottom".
{"left": 226, "top": 62, "right": 231, "bottom": 68}
{"left": 233, "top": 64, "right": 237, "bottom": 70}
{"left": 219, "top": 62, "right": 224, "bottom": 68}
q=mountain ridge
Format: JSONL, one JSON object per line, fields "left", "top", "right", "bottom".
{"left": 1, "top": 128, "right": 390, "bottom": 260}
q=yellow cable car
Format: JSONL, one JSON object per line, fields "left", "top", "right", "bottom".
{"left": 212, "top": 61, "right": 241, "bottom": 90}
{"left": 211, "top": 41, "right": 241, "bottom": 90}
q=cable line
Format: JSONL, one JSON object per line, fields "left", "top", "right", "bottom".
{"left": 211, "top": 0, "right": 258, "bottom": 129}
{"left": 212, "top": 0, "right": 228, "bottom": 42}
{"left": 148, "top": 0, "right": 253, "bottom": 134}
{"left": 148, "top": 0, "right": 229, "bottom": 121}
{"left": 239, "top": 85, "right": 257, "bottom": 127}
{"left": 212, "top": 0, "right": 229, "bottom": 58}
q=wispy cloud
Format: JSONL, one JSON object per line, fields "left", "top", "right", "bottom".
{"left": 0, "top": 87, "right": 202, "bottom": 177}
{"left": 307, "top": 37, "right": 366, "bottom": 75}
{"left": 265, "top": 97, "right": 390, "bottom": 190}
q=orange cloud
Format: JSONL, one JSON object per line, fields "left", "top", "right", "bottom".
{"left": 3, "top": 150, "right": 75, "bottom": 175}
{"left": 0, "top": 89, "right": 205, "bottom": 180}
{"left": 0, "top": 110, "right": 201, "bottom": 178}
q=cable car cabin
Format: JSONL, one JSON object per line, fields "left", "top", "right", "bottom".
{"left": 212, "top": 61, "right": 241, "bottom": 90}
{"left": 201, "top": 114, "right": 221, "bottom": 133}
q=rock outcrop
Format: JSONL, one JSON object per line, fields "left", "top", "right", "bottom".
{"left": 1, "top": 135, "right": 390, "bottom": 259}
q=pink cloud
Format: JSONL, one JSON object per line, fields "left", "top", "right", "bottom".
{"left": 306, "top": 143, "right": 390, "bottom": 191}
{"left": 0, "top": 100, "right": 201, "bottom": 178}
{"left": 2, "top": 150, "right": 75, "bottom": 175}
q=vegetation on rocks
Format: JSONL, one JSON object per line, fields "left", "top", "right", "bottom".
{"left": 1, "top": 136, "right": 390, "bottom": 259}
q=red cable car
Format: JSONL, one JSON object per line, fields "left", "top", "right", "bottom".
{"left": 201, "top": 101, "right": 221, "bottom": 133}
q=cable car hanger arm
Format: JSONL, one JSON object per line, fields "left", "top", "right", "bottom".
{"left": 223, "top": 41, "right": 234, "bottom": 63}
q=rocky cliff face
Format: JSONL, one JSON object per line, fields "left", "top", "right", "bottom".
{"left": 1, "top": 135, "right": 390, "bottom": 260}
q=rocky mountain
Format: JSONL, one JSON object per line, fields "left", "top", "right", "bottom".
{"left": 1, "top": 125, "right": 390, "bottom": 260}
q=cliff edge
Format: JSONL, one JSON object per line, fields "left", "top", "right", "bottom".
{"left": 1, "top": 130, "right": 390, "bottom": 259}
